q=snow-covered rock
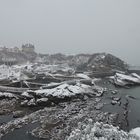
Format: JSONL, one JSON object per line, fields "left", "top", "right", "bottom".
{"left": 36, "top": 98, "right": 51, "bottom": 106}
{"left": 20, "top": 100, "right": 28, "bottom": 106}
{"left": 111, "top": 73, "right": 140, "bottom": 87}
{"left": 92, "top": 85, "right": 105, "bottom": 97}
{"left": 76, "top": 73, "right": 91, "bottom": 80}
{"left": 130, "top": 127, "right": 140, "bottom": 137}
{"left": 66, "top": 120, "right": 140, "bottom": 140}
{"left": 21, "top": 92, "right": 34, "bottom": 99}
{"left": 116, "top": 73, "right": 140, "bottom": 84}
{"left": 27, "top": 98, "right": 36, "bottom": 106}
{"left": 0, "top": 64, "right": 31, "bottom": 81}
{"left": 92, "top": 78, "right": 101, "bottom": 85}
{"left": 36, "top": 98, "right": 48, "bottom": 103}
{"left": 34, "top": 83, "right": 93, "bottom": 98}
{"left": 131, "top": 73, "right": 140, "bottom": 79}
{"left": 0, "top": 92, "right": 17, "bottom": 99}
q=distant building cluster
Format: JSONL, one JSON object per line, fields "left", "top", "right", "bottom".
{"left": 0, "top": 44, "right": 36, "bottom": 65}
{"left": 0, "top": 46, "right": 20, "bottom": 53}
{"left": 22, "top": 43, "right": 35, "bottom": 53}
{"left": 0, "top": 43, "right": 35, "bottom": 53}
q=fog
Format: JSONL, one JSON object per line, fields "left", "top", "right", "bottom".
{"left": 0, "top": 0, "right": 140, "bottom": 65}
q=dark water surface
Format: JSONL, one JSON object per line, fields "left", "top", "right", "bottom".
{"left": 2, "top": 123, "right": 40, "bottom": 140}
{"left": 99, "top": 79, "right": 140, "bottom": 131}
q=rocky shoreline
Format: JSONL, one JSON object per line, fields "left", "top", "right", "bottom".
{"left": 0, "top": 95, "right": 118, "bottom": 139}
{"left": 0, "top": 77, "right": 140, "bottom": 139}
{"left": 0, "top": 53, "right": 139, "bottom": 139}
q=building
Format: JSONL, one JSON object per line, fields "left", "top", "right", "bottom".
{"left": 13, "top": 47, "right": 20, "bottom": 53}
{"left": 0, "top": 46, "right": 20, "bottom": 53}
{"left": 22, "top": 44, "right": 35, "bottom": 53}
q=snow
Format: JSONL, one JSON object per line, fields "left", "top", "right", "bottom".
{"left": 129, "top": 127, "right": 140, "bottom": 137}
{"left": 0, "top": 63, "right": 74, "bottom": 81}
{"left": 91, "top": 65, "right": 95, "bottom": 68}
{"left": 27, "top": 99, "right": 36, "bottom": 106}
{"left": 0, "top": 92, "right": 17, "bottom": 98}
{"left": 116, "top": 73, "right": 140, "bottom": 84}
{"left": 131, "top": 73, "right": 140, "bottom": 79}
{"left": 34, "top": 64, "right": 73, "bottom": 74}
{"left": 35, "top": 83, "right": 93, "bottom": 98}
{"left": 20, "top": 100, "right": 28, "bottom": 106}
{"left": 92, "top": 78, "right": 101, "bottom": 84}
{"left": 110, "top": 73, "right": 140, "bottom": 87}
{"left": 67, "top": 120, "right": 140, "bottom": 140}
{"left": 76, "top": 73, "right": 91, "bottom": 80}
{"left": 114, "top": 76, "right": 130, "bottom": 86}
{"left": 36, "top": 98, "right": 48, "bottom": 103}
{"left": 21, "top": 92, "right": 34, "bottom": 98}
{"left": 0, "top": 64, "right": 30, "bottom": 81}
{"left": 100, "top": 54, "right": 106, "bottom": 59}
{"left": 12, "top": 63, "right": 33, "bottom": 71}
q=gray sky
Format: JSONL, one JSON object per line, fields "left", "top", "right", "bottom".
{"left": 0, "top": 0, "right": 140, "bottom": 65}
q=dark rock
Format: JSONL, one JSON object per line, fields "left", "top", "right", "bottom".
{"left": 13, "top": 111, "right": 25, "bottom": 118}
{"left": 0, "top": 109, "right": 11, "bottom": 115}
{"left": 95, "top": 103, "right": 104, "bottom": 110}
{"left": 127, "top": 95, "right": 137, "bottom": 100}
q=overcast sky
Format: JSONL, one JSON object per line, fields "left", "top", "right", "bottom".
{"left": 0, "top": 0, "right": 140, "bottom": 65}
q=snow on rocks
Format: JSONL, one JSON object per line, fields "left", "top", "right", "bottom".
{"left": 116, "top": 73, "right": 140, "bottom": 84}
{"left": 36, "top": 98, "right": 48, "bottom": 103}
{"left": 131, "top": 73, "right": 140, "bottom": 79}
{"left": 111, "top": 90, "right": 118, "bottom": 95}
{"left": 92, "top": 78, "right": 101, "bottom": 84}
{"left": 19, "top": 82, "right": 104, "bottom": 106}
{"left": 27, "top": 98, "right": 36, "bottom": 107}
{"left": 66, "top": 120, "right": 140, "bottom": 140}
{"left": 0, "top": 64, "right": 32, "bottom": 81}
{"left": 0, "top": 92, "right": 17, "bottom": 99}
{"left": 20, "top": 100, "right": 29, "bottom": 107}
{"left": 75, "top": 73, "right": 91, "bottom": 80}
{"left": 92, "top": 85, "right": 106, "bottom": 97}
{"left": 21, "top": 92, "right": 34, "bottom": 99}
{"left": 130, "top": 127, "right": 140, "bottom": 137}
{"left": 111, "top": 73, "right": 140, "bottom": 87}
{"left": 34, "top": 83, "right": 94, "bottom": 98}
{"left": 19, "top": 80, "right": 106, "bottom": 105}
{"left": 36, "top": 98, "right": 51, "bottom": 106}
